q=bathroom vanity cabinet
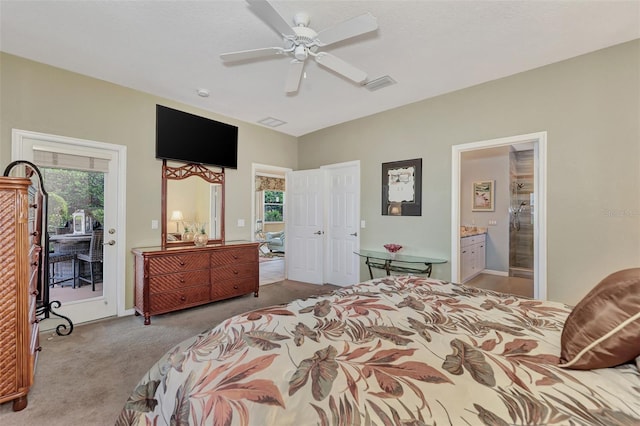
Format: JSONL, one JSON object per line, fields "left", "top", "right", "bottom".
{"left": 460, "top": 233, "right": 486, "bottom": 283}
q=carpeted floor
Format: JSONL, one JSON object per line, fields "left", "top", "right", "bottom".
{"left": 0, "top": 280, "right": 338, "bottom": 426}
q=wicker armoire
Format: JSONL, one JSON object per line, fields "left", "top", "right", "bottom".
{"left": 0, "top": 176, "right": 41, "bottom": 411}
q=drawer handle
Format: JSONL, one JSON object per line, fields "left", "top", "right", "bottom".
{"left": 180, "top": 278, "right": 185, "bottom": 283}
{"left": 179, "top": 261, "right": 186, "bottom": 266}
{"left": 233, "top": 285, "right": 239, "bottom": 290}
{"left": 31, "top": 290, "right": 39, "bottom": 296}
{"left": 30, "top": 203, "right": 38, "bottom": 209}
{"left": 233, "top": 270, "right": 239, "bottom": 275}
{"left": 232, "top": 255, "right": 238, "bottom": 259}
{"left": 31, "top": 231, "right": 39, "bottom": 237}
{"left": 180, "top": 296, "right": 186, "bottom": 302}
{"left": 32, "top": 318, "right": 40, "bottom": 324}
{"left": 31, "top": 261, "right": 38, "bottom": 267}
{"left": 35, "top": 346, "right": 42, "bottom": 352}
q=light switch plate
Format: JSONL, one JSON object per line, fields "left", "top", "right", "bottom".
{"left": 151, "top": 220, "right": 158, "bottom": 229}
{"left": 361, "top": 220, "right": 366, "bottom": 228}
{"left": 237, "top": 219, "right": 245, "bottom": 227}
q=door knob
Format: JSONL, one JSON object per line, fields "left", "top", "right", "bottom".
{"left": 314, "top": 231, "right": 324, "bottom": 235}
{"left": 350, "top": 232, "right": 358, "bottom": 237}
{"left": 103, "top": 240, "right": 116, "bottom": 246}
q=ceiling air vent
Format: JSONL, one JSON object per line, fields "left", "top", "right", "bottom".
{"left": 258, "top": 117, "right": 287, "bottom": 127}
{"left": 364, "top": 75, "right": 396, "bottom": 91}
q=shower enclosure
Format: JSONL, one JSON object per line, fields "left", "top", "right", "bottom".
{"left": 509, "top": 149, "right": 534, "bottom": 279}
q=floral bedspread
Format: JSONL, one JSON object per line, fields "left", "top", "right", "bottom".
{"left": 117, "top": 276, "right": 640, "bottom": 425}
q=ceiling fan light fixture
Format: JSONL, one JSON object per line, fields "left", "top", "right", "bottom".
{"left": 220, "top": 0, "right": 379, "bottom": 93}
{"left": 294, "top": 45, "right": 307, "bottom": 61}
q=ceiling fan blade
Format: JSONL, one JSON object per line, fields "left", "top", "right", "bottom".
{"left": 284, "top": 59, "right": 305, "bottom": 93}
{"left": 247, "top": 0, "right": 296, "bottom": 37}
{"left": 314, "top": 52, "right": 367, "bottom": 84}
{"left": 316, "top": 13, "right": 378, "bottom": 46}
{"left": 220, "top": 47, "right": 284, "bottom": 62}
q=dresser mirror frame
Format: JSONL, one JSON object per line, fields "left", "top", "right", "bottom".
{"left": 161, "top": 160, "right": 225, "bottom": 249}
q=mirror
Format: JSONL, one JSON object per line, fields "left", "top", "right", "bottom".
{"left": 161, "top": 160, "right": 225, "bottom": 248}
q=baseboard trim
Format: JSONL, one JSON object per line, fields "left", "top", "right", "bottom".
{"left": 482, "top": 269, "right": 508, "bottom": 277}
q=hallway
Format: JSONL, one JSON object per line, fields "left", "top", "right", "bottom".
{"left": 259, "top": 257, "right": 285, "bottom": 285}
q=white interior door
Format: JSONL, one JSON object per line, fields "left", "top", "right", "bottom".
{"left": 12, "top": 129, "right": 125, "bottom": 326}
{"left": 286, "top": 169, "right": 324, "bottom": 284}
{"left": 323, "top": 162, "right": 360, "bottom": 286}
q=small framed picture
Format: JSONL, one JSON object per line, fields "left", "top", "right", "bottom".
{"left": 472, "top": 180, "right": 494, "bottom": 211}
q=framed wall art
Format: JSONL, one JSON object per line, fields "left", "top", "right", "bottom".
{"left": 381, "top": 158, "right": 422, "bottom": 216}
{"left": 472, "top": 180, "right": 495, "bottom": 211}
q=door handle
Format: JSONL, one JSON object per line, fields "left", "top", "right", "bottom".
{"left": 103, "top": 240, "right": 116, "bottom": 246}
{"left": 350, "top": 232, "right": 358, "bottom": 237}
{"left": 313, "top": 231, "right": 324, "bottom": 235}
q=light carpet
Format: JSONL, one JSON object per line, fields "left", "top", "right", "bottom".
{"left": 0, "top": 280, "right": 338, "bottom": 426}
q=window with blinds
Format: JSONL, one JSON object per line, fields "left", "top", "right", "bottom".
{"left": 33, "top": 150, "right": 109, "bottom": 173}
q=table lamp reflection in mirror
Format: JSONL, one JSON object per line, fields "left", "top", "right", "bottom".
{"left": 170, "top": 210, "right": 184, "bottom": 233}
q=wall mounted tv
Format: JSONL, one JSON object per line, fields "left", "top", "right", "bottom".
{"left": 156, "top": 104, "right": 238, "bottom": 169}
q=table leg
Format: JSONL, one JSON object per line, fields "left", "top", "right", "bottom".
{"left": 384, "top": 260, "right": 392, "bottom": 276}
{"left": 365, "top": 257, "right": 374, "bottom": 279}
{"left": 424, "top": 263, "right": 433, "bottom": 277}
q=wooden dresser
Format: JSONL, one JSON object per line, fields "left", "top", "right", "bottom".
{"left": 0, "top": 177, "right": 41, "bottom": 411}
{"left": 133, "top": 241, "right": 259, "bottom": 325}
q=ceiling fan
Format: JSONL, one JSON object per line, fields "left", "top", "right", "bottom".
{"left": 220, "top": 0, "right": 378, "bottom": 93}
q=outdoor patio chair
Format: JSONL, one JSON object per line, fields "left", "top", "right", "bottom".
{"left": 49, "top": 252, "right": 77, "bottom": 288}
{"left": 77, "top": 229, "right": 103, "bottom": 291}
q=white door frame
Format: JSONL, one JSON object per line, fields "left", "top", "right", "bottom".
{"left": 451, "top": 131, "right": 547, "bottom": 300}
{"left": 251, "top": 163, "right": 292, "bottom": 240}
{"left": 11, "top": 129, "right": 128, "bottom": 319}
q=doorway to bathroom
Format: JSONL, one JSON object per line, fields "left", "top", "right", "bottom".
{"left": 451, "top": 131, "right": 547, "bottom": 300}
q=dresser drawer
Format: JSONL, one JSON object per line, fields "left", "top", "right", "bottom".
{"left": 148, "top": 253, "right": 209, "bottom": 275}
{"left": 148, "top": 269, "right": 210, "bottom": 293}
{"left": 211, "top": 277, "right": 257, "bottom": 300}
{"left": 211, "top": 248, "right": 256, "bottom": 266}
{"left": 212, "top": 262, "right": 257, "bottom": 282}
{"left": 149, "top": 285, "right": 210, "bottom": 313}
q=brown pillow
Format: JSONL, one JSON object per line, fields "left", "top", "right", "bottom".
{"left": 559, "top": 268, "right": 640, "bottom": 370}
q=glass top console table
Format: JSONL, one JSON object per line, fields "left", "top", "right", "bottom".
{"left": 354, "top": 250, "right": 447, "bottom": 279}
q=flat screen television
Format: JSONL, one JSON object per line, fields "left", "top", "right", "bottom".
{"left": 156, "top": 104, "right": 238, "bottom": 169}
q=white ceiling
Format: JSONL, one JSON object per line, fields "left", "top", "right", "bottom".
{"left": 1, "top": 0, "right": 639, "bottom": 137}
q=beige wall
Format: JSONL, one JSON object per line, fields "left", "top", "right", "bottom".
{"left": 2, "top": 40, "right": 638, "bottom": 308}
{"left": 298, "top": 40, "right": 640, "bottom": 305}
{"left": 0, "top": 53, "right": 299, "bottom": 309}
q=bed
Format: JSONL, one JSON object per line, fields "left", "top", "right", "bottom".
{"left": 117, "top": 274, "right": 640, "bottom": 425}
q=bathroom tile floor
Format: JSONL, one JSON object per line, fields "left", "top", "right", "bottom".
{"left": 464, "top": 273, "right": 534, "bottom": 298}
